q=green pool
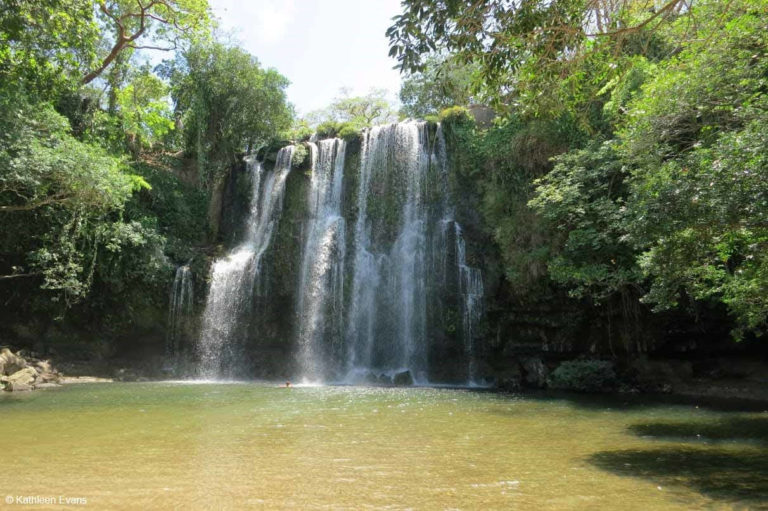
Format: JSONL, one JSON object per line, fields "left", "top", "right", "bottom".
{"left": 1, "top": 383, "right": 766, "bottom": 509}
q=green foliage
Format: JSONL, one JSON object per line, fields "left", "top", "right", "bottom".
{"left": 628, "top": 117, "right": 768, "bottom": 339}
{"left": 548, "top": 360, "right": 618, "bottom": 392}
{"left": 315, "top": 121, "right": 340, "bottom": 139}
{"left": 166, "top": 42, "right": 293, "bottom": 187}
{"left": 0, "top": 0, "right": 99, "bottom": 99}
{"left": 0, "top": 94, "right": 165, "bottom": 306}
{"left": 439, "top": 106, "right": 474, "bottom": 126}
{"left": 290, "top": 144, "right": 308, "bottom": 168}
{"left": 126, "top": 160, "right": 209, "bottom": 246}
{"left": 337, "top": 123, "right": 361, "bottom": 142}
{"left": 0, "top": 97, "right": 137, "bottom": 215}
{"left": 307, "top": 88, "right": 397, "bottom": 131}
{"left": 399, "top": 55, "right": 477, "bottom": 118}
{"left": 620, "top": 3, "right": 768, "bottom": 338}
{"left": 454, "top": 116, "right": 585, "bottom": 293}
{"left": 116, "top": 67, "right": 175, "bottom": 153}
{"left": 282, "top": 120, "right": 313, "bottom": 142}
{"left": 83, "top": 0, "right": 212, "bottom": 84}
{"left": 530, "top": 141, "right": 640, "bottom": 302}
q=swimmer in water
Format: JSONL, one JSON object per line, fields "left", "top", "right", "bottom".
{"left": 285, "top": 381, "right": 291, "bottom": 388}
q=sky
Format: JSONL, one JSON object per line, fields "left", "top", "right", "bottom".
{"left": 209, "top": 0, "right": 405, "bottom": 116}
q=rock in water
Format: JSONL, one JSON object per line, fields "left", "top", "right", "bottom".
{"left": 393, "top": 370, "right": 414, "bottom": 386}
{"left": 6, "top": 380, "right": 33, "bottom": 391}
{"left": 5, "top": 366, "right": 37, "bottom": 391}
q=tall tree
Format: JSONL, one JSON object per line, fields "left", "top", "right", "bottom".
{"left": 83, "top": 0, "right": 211, "bottom": 84}
{"left": 399, "top": 55, "right": 477, "bottom": 118}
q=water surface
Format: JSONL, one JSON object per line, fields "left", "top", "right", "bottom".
{"left": 1, "top": 383, "right": 766, "bottom": 509}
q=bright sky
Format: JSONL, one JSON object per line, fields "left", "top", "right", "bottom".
{"left": 209, "top": 0, "right": 404, "bottom": 116}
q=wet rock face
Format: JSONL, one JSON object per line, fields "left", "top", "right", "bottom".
{"left": 0, "top": 348, "right": 61, "bottom": 392}
{"left": 521, "top": 357, "right": 548, "bottom": 388}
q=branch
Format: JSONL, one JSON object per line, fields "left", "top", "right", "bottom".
{"left": 82, "top": 0, "right": 150, "bottom": 84}
{"left": 0, "top": 273, "right": 39, "bottom": 281}
{"left": 0, "top": 193, "right": 72, "bottom": 212}
{"left": 126, "top": 43, "right": 176, "bottom": 51}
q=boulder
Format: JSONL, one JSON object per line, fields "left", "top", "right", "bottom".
{"left": 34, "top": 360, "right": 53, "bottom": 374}
{"left": 393, "top": 370, "right": 413, "bottom": 386}
{"left": 521, "top": 357, "right": 548, "bottom": 388}
{"left": 0, "top": 348, "right": 26, "bottom": 376}
{"left": 5, "top": 381, "right": 33, "bottom": 392}
{"left": 8, "top": 366, "right": 37, "bottom": 386}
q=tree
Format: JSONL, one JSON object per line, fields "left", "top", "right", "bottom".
{"left": 386, "top": 0, "right": 700, "bottom": 116}
{"left": 116, "top": 66, "right": 175, "bottom": 154}
{"left": 0, "top": 0, "right": 99, "bottom": 98}
{"left": 399, "top": 55, "right": 477, "bottom": 118}
{"left": 621, "top": 3, "right": 768, "bottom": 337}
{"left": 83, "top": 0, "right": 211, "bottom": 84}
{"left": 307, "top": 88, "right": 397, "bottom": 130}
{"left": 166, "top": 42, "right": 293, "bottom": 185}
{"left": 0, "top": 93, "right": 160, "bottom": 306}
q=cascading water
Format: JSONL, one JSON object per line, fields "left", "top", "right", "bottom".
{"left": 431, "top": 125, "right": 485, "bottom": 383}
{"left": 345, "top": 122, "right": 433, "bottom": 382}
{"left": 166, "top": 264, "right": 193, "bottom": 360}
{"left": 196, "top": 148, "right": 293, "bottom": 379}
{"left": 455, "top": 224, "right": 484, "bottom": 383}
{"left": 296, "top": 138, "right": 347, "bottom": 381}
{"left": 193, "top": 121, "right": 484, "bottom": 384}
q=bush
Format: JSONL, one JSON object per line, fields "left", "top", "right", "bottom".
{"left": 439, "top": 105, "right": 474, "bottom": 126}
{"left": 315, "top": 121, "right": 340, "bottom": 139}
{"left": 548, "top": 360, "right": 617, "bottom": 392}
{"left": 290, "top": 143, "right": 308, "bottom": 168}
{"left": 337, "top": 123, "right": 361, "bottom": 142}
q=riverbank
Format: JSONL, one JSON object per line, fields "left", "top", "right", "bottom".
{"left": 3, "top": 345, "right": 767, "bottom": 407}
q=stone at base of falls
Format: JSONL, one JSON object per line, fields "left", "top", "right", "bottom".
{"left": 0, "top": 348, "right": 26, "bottom": 376}
{"left": 3, "top": 366, "right": 37, "bottom": 391}
{"left": 5, "top": 380, "right": 33, "bottom": 391}
{"left": 393, "top": 370, "right": 414, "bottom": 386}
{"left": 0, "top": 348, "right": 62, "bottom": 392}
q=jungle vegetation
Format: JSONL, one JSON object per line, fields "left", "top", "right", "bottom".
{"left": 0, "top": 0, "right": 764, "bottom": 353}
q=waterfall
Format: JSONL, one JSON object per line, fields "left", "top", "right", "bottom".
{"left": 167, "top": 264, "right": 193, "bottom": 360}
{"left": 296, "top": 138, "right": 347, "bottom": 381}
{"left": 196, "top": 121, "right": 485, "bottom": 384}
{"left": 345, "top": 122, "right": 431, "bottom": 382}
{"left": 455, "top": 224, "right": 484, "bottom": 383}
{"left": 197, "top": 147, "right": 293, "bottom": 379}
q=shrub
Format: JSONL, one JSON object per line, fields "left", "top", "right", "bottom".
{"left": 290, "top": 143, "right": 308, "bottom": 168}
{"left": 315, "top": 121, "right": 340, "bottom": 139}
{"left": 439, "top": 105, "right": 474, "bottom": 126}
{"left": 548, "top": 360, "right": 617, "bottom": 392}
{"left": 337, "top": 123, "right": 361, "bottom": 142}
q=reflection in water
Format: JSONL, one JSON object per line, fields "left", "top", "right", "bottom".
{"left": 0, "top": 384, "right": 765, "bottom": 510}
